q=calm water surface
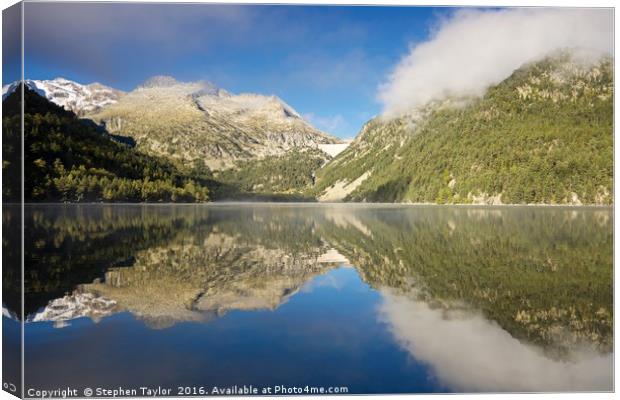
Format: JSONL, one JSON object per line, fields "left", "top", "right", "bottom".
{"left": 3, "top": 204, "right": 613, "bottom": 394}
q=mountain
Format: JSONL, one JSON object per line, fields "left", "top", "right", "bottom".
{"left": 87, "top": 75, "right": 341, "bottom": 170}
{"left": 2, "top": 85, "right": 211, "bottom": 203}
{"left": 3, "top": 76, "right": 341, "bottom": 199}
{"left": 2, "top": 78, "right": 124, "bottom": 116}
{"left": 314, "top": 51, "right": 613, "bottom": 205}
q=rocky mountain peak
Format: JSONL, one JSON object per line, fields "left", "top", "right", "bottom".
{"left": 87, "top": 77, "right": 341, "bottom": 170}
{"left": 138, "top": 75, "right": 182, "bottom": 88}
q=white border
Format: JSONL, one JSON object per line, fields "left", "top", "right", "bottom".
{"left": 0, "top": 2, "right": 617, "bottom": 400}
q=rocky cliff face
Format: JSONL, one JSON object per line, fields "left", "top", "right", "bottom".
{"left": 87, "top": 76, "right": 341, "bottom": 170}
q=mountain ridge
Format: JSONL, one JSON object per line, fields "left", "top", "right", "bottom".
{"left": 85, "top": 76, "right": 341, "bottom": 170}
{"left": 5, "top": 76, "right": 343, "bottom": 193}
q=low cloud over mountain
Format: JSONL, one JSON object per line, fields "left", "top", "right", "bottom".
{"left": 378, "top": 8, "right": 613, "bottom": 116}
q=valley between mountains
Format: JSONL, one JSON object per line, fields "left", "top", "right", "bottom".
{"left": 2, "top": 50, "right": 613, "bottom": 205}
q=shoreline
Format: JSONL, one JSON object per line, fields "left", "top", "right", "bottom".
{"left": 6, "top": 202, "right": 614, "bottom": 209}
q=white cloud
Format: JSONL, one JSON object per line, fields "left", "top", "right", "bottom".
{"left": 378, "top": 8, "right": 613, "bottom": 117}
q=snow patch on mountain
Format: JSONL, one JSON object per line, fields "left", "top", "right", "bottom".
{"left": 2, "top": 305, "right": 19, "bottom": 320}
{"left": 3, "top": 78, "right": 124, "bottom": 116}
{"left": 29, "top": 292, "right": 117, "bottom": 327}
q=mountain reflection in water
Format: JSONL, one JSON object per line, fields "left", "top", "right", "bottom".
{"left": 4, "top": 204, "right": 612, "bottom": 393}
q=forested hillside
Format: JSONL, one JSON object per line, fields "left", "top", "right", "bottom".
{"left": 215, "top": 149, "right": 328, "bottom": 198}
{"left": 314, "top": 52, "right": 613, "bottom": 205}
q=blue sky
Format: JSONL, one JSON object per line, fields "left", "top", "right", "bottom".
{"left": 17, "top": 3, "right": 449, "bottom": 138}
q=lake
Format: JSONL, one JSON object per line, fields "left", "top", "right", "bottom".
{"left": 3, "top": 204, "right": 613, "bottom": 395}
